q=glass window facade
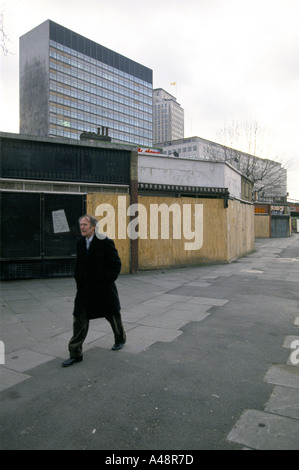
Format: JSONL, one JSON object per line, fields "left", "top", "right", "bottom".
{"left": 40, "top": 21, "right": 153, "bottom": 146}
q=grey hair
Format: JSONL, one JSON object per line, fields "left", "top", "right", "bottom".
{"left": 78, "top": 214, "right": 98, "bottom": 227}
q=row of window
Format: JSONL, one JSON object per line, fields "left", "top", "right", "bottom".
{"left": 49, "top": 92, "right": 153, "bottom": 126}
{"left": 50, "top": 81, "right": 152, "bottom": 117}
{"left": 154, "top": 112, "right": 168, "bottom": 118}
{"left": 49, "top": 65, "right": 152, "bottom": 116}
{"left": 49, "top": 47, "right": 152, "bottom": 98}
{"left": 50, "top": 40, "right": 152, "bottom": 90}
{"left": 49, "top": 115, "right": 152, "bottom": 140}
{"left": 49, "top": 51, "right": 152, "bottom": 105}
{"left": 167, "top": 146, "right": 198, "bottom": 154}
{"left": 49, "top": 104, "right": 152, "bottom": 132}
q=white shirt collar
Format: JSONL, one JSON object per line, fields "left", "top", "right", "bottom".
{"left": 86, "top": 235, "right": 94, "bottom": 249}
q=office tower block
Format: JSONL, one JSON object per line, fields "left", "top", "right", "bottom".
{"left": 153, "top": 88, "right": 184, "bottom": 144}
{"left": 20, "top": 20, "right": 153, "bottom": 146}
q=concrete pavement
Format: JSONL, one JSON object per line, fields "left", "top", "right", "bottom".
{"left": 0, "top": 236, "right": 299, "bottom": 450}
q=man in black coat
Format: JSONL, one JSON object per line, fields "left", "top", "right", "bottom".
{"left": 62, "top": 214, "right": 126, "bottom": 367}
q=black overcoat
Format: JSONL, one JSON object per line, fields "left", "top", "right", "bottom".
{"left": 73, "top": 235, "right": 121, "bottom": 320}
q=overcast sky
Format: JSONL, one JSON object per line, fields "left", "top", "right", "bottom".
{"left": 1, "top": 0, "right": 299, "bottom": 199}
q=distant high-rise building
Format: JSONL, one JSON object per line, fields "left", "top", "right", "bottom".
{"left": 20, "top": 20, "right": 153, "bottom": 146}
{"left": 153, "top": 88, "right": 184, "bottom": 144}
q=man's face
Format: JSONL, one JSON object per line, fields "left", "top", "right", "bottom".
{"left": 79, "top": 218, "right": 95, "bottom": 239}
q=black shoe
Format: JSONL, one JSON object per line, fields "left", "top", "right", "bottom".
{"left": 62, "top": 356, "right": 83, "bottom": 367}
{"left": 111, "top": 341, "right": 126, "bottom": 351}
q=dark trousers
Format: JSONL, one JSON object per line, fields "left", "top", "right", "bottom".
{"left": 68, "top": 310, "right": 126, "bottom": 358}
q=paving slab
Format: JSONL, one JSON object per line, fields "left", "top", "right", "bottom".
{"left": 265, "top": 385, "right": 299, "bottom": 420}
{"left": 171, "top": 302, "right": 211, "bottom": 313}
{"left": 181, "top": 296, "right": 229, "bottom": 306}
{"left": 6, "top": 300, "right": 50, "bottom": 315}
{"left": 0, "top": 367, "right": 31, "bottom": 392}
{"left": 166, "top": 306, "right": 211, "bottom": 320}
{"left": 227, "top": 409, "right": 299, "bottom": 450}
{"left": 3, "top": 349, "right": 55, "bottom": 373}
{"left": 264, "top": 364, "right": 299, "bottom": 389}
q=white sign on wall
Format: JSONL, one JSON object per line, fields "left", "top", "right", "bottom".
{"left": 52, "top": 210, "right": 70, "bottom": 233}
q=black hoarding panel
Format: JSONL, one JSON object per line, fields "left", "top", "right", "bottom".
{"left": 0, "top": 192, "right": 41, "bottom": 259}
{"left": 79, "top": 147, "right": 130, "bottom": 183}
{"left": 0, "top": 191, "right": 86, "bottom": 260}
{"left": 0, "top": 138, "right": 130, "bottom": 184}
{"left": 0, "top": 139, "right": 77, "bottom": 181}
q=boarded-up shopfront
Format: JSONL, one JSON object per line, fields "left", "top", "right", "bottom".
{"left": 1, "top": 132, "right": 255, "bottom": 278}
{"left": 0, "top": 133, "right": 135, "bottom": 280}
{"left": 87, "top": 191, "right": 255, "bottom": 271}
{"left": 254, "top": 203, "right": 291, "bottom": 238}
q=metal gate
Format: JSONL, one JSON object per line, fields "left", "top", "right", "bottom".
{"left": 271, "top": 216, "right": 290, "bottom": 238}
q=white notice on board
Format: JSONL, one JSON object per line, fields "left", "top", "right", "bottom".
{"left": 52, "top": 210, "right": 70, "bottom": 233}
